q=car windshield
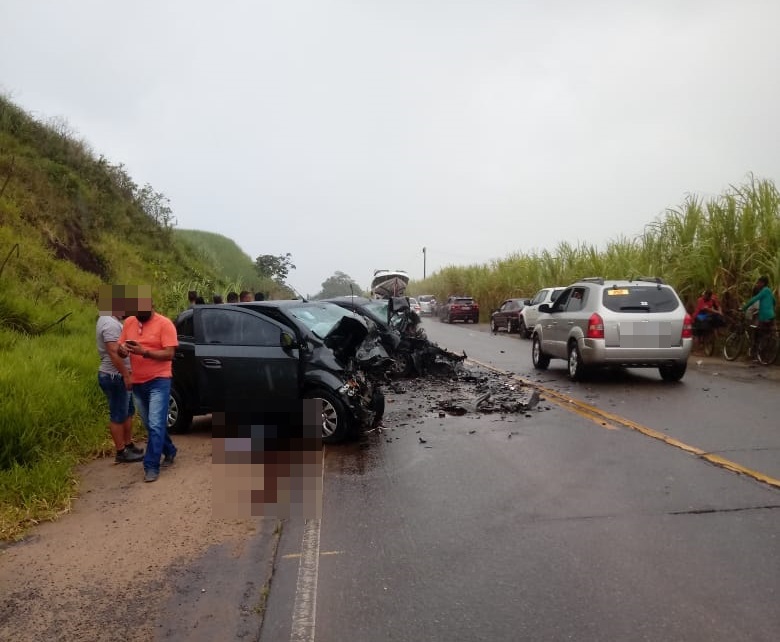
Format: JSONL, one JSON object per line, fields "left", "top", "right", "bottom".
{"left": 550, "top": 289, "right": 565, "bottom": 302}
{"left": 361, "top": 300, "right": 389, "bottom": 325}
{"left": 286, "top": 303, "right": 354, "bottom": 338}
{"left": 601, "top": 285, "right": 680, "bottom": 313}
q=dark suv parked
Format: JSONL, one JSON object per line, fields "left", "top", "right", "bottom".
{"left": 169, "top": 302, "right": 386, "bottom": 443}
{"left": 438, "top": 296, "right": 480, "bottom": 324}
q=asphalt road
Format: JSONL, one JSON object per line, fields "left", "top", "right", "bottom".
{"left": 261, "top": 319, "right": 780, "bottom": 642}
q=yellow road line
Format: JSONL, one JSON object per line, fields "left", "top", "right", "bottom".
{"left": 468, "top": 357, "right": 780, "bottom": 490}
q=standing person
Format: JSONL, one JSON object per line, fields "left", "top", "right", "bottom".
{"left": 187, "top": 290, "right": 198, "bottom": 308}
{"left": 118, "top": 287, "right": 178, "bottom": 483}
{"left": 239, "top": 290, "right": 253, "bottom": 302}
{"left": 226, "top": 291, "right": 239, "bottom": 303}
{"left": 213, "top": 294, "right": 224, "bottom": 304}
{"left": 742, "top": 276, "right": 777, "bottom": 348}
{"left": 96, "top": 286, "right": 143, "bottom": 463}
{"left": 254, "top": 292, "right": 266, "bottom": 301}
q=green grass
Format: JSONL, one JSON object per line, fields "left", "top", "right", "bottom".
{"left": 409, "top": 175, "right": 780, "bottom": 320}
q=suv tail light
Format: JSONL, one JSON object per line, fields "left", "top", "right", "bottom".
{"left": 586, "top": 313, "right": 604, "bottom": 339}
{"left": 682, "top": 313, "right": 693, "bottom": 339}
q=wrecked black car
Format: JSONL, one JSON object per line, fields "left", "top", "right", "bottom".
{"left": 169, "top": 301, "right": 386, "bottom": 443}
{"left": 323, "top": 295, "right": 466, "bottom": 377}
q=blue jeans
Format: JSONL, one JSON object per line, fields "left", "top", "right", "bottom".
{"left": 133, "top": 377, "right": 177, "bottom": 473}
{"left": 98, "top": 372, "right": 135, "bottom": 423}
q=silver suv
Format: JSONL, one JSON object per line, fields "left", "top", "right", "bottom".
{"left": 531, "top": 278, "right": 693, "bottom": 381}
{"left": 519, "top": 286, "right": 566, "bottom": 338}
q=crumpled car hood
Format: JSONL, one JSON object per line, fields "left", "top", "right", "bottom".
{"left": 323, "top": 316, "right": 369, "bottom": 360}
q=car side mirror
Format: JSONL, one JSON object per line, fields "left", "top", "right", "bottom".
{"left": 280, "top": 331, "right": 296, "bottom": 349}
{"left": 538, "top": 303, "right": 551, "bottom": 313}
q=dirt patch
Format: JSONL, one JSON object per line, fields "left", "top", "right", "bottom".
{"left": 0, "top": 427, "right": 271, "bottom": 642}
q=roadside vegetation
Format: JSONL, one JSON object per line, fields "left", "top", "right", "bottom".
{"left": 0, "top": 96, "right": 287, "bottom": 539}
{"left": 411, "top": 176, "right": 780, "bottom": 320}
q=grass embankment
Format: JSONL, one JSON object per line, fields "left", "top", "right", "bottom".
{"left": 410, "top": 176, "right": 780, "bottom": 319}
{"left": 0, "top": 96, "right": 272, "bottom": 540}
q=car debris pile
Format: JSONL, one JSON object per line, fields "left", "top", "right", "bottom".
{"left": 389, "top": 367, "right": 548, "bottom": 417}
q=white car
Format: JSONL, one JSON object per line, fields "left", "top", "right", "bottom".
{"left": 417, "top": 295, "right": 436, "bottom": 316}
{"left": 408, "top": 297, "right": 422, "bottom": 315}
{"left": 518, "top": 286, "right": 566, "bottom": 338}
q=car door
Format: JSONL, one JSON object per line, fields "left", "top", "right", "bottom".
{"left": 495, "top": 300, "right": 511, "bottom": 326}
{"left": 524, "top": 289, "right": 548, "bottom": 330}
{"left": 544, "top": 288, "right": 573, "bottom": 357}
{"left": 195, "top": 307, "right": 301, "bottom": 413}
{"left": 558, "top": 286, "right": 589, "bottom": 350}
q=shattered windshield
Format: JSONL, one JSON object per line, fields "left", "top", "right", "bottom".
{"left": 287, "top": 303, "right": 354, "bottom": 339}
{"left": 362, "top": 300, "right": 389, "bottom": 325}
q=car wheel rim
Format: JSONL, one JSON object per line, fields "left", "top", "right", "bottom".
{"left": 168, "top": 396, "right": 179, "bottom": 429}
{"left": 316, "top": 397, "right": 338, "bottom": 438}
{"left": 568, "top": 348, "right": 578, "bottom": 376}
{"left": 533, "top": 340, "right": 539, "bottom": 362}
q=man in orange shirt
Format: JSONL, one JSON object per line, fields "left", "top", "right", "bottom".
{"left": 118, "top": 286, "right": 179, "bottom": 483}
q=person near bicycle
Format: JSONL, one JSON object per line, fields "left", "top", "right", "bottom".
{"left": 741, "top": 276, "right": 776, "bottom": 352}
{"left": 692, "top": 289, "right": 724, "bottom": 349}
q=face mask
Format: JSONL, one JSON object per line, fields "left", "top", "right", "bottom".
{"left": 136, "top": 311, "right": 152, "bottom": 322}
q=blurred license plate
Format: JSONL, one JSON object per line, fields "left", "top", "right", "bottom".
{"left": 619, "top": 322, "right": 671, "bottom": 348}
{"left": 461, "top": 306, "right": 471, "bottom": 310}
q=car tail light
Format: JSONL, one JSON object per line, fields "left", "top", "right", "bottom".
{"left": 586, "top": 313, "right": 604, "bottom": 339}
{"left": 682, "top": 313, "right": 693, "bottom": 338}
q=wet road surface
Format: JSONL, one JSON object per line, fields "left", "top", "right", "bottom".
{"left": 261, "top": 320, "right": 780, "bottom": 641}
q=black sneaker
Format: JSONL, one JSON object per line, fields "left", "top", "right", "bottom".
{"left": 125, "top": 442, "right": 145, "bottom": 456}
{"left": 161, "top": 453, "right": 176, "bottom": 468}
{"left": 115, "top": 449, "right": 144, "bottom": 463}
{"left": 144, "top": 469, "right": 159, "bottom": 483}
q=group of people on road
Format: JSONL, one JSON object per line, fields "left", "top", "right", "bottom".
{"left": 692, "top": 275, "right": 777, "bottom": 354}
{"left": 187, "top": 289, "right": 265, "bottom": 307}
{"left": 96, "top": 285, "right": 273, "bottom": 483}
{"left": 96, "top": 285, "right": 178, "bottom": 483}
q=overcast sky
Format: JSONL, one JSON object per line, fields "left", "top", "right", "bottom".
{"left": 2, "top": 0, "right": 779, "bottom": 296}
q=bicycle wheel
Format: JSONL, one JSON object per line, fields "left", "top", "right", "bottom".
{"left": 722, "top": 331, "right": 744, "bottom": 361}
{"left": 757, "top": 331, "right": 779, "bottom": 365}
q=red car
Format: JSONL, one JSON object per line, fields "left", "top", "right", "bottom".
{"left": 438, "top": 296, "right": 480, "bottom": 324}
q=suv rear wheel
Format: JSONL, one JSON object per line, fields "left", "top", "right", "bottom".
{"left": 532, "top": 335, "right": 550, "bottom": 370}
{"left": 659, "top": 363, "right": 687, "bottom": 382}
{"left": 518, "top": 318, "right": 528, "bottom": 338}
{"left": 567, "top": 341, "right": 588, "bottom": 381}
{"left": 305, "top": 388, "right": 350, "bottom": 443}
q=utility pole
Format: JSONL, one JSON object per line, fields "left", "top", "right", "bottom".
{"left": 422, "top": 246, "right": 427, "bottom": 280}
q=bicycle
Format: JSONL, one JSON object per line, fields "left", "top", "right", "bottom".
{"left": 722, "top": 311, "right": 756, "bottom": 361}
{"left": 692, "top": 314, "right": 720, "bottom": 357}
{"left": 755, "top": 320, "right": 779, "bottom": 365}
{"left": 722, "top": 311, "right": 779, "bottom": 364}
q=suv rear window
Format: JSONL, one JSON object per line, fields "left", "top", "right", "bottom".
{"left": 454, "top": 298, "right": 474, "bottom": 304}
{"left": 601, "top": 286, "right": 680, "bottom": 313}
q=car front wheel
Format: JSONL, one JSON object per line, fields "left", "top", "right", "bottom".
{"left": 567, "top": 341, "right": 588, "bottom": 381}
{"left": 305, "top": 387, "right": 350, "bottom": 443}
{"left": 490, "top": 318, "right": 498, "bottom": 333}
{"left": 532, "top": 335, "right": 550, "bottom": 370}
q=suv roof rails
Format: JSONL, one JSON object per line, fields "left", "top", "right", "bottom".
{"left": 633, "top": 276, "right": 666, "bottom": 286}
{"left": 578, "top": 277, "right": 605, "bottom": 285}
